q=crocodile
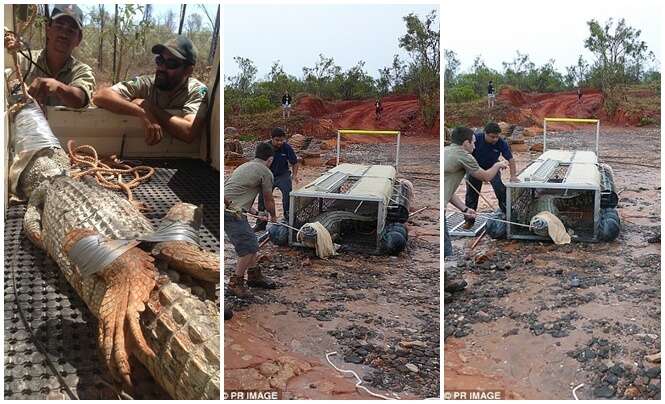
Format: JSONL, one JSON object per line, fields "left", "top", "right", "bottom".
{"left": 11, "top": 102, "right": 220, "bottom": 399}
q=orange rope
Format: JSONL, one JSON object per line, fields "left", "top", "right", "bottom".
{"left": 67, "top": 140, "right": 155, "bottom": 203}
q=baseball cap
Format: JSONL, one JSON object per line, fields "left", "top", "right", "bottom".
{"left": 51, "top": 4, "right": 83, "bottom": 30}
{"left": 152, "top": 35, "right": 198, "bottom": 66}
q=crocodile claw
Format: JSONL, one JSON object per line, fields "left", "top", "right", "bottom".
{"left": 63, "top": 229, "right": 157, "bottom": 386}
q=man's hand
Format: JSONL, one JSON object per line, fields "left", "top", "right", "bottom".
{"left": 142, "top": 114, "right": 163, "bottom": 145}
{"left": 463, "top": 208, "right": 477, "bottom": 220}
{"left": 132, "top": 99, "right": 163, "bottom": 145}
{"left": 495, "top": 160, "right": 510, "bottom": 170}
{"left": 269, "top": 213, "right": 277, "bottom": 223}
{"left": 510, "top": 175, "right": 520, "bottom": 183}
{"left": 28, "top": 78, "right": 62, "bottom": 103}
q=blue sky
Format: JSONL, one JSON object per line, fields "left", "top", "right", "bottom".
{"left": 223, "top": 4, "right": 439, "bottom": 80}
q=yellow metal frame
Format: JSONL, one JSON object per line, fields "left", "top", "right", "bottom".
{"left": 336, "top": 129, "right": 402, "bottom": 171}
{"left": 543, "top": 117, "right": 601, "bottom": 155}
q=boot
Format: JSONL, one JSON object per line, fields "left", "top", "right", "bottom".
{"left": 247, "top": 267, "right": 276, "bottom": 289}
{"left": 462, "top": 218, "right": 475, "bottom": 230}
{"left": 228, "top": 275, "right": 251, "bottom": 298}
{"left": 253, "top": 220, "right": 267, "bottom": 232}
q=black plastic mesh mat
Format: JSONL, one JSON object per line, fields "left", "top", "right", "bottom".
{"left": 4, "top": 159, "right": 220, "bottom": 399}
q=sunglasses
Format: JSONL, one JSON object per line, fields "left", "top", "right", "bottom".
{"left": 155, "top": 55, "right": 185, "bottom": 70}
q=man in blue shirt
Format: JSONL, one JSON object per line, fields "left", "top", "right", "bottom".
{"left": 464, "top": 122, "right": 519, "bottom": 228}
{"left": 254, "top": 127, "right": 300, "bottom": 231}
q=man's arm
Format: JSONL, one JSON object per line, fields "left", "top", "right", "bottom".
{"left": 469, "top": 161, "right": 508, "bottom": 182}
{"left": 93, "top": 88, "right": 164, "bottom": 145}
{"left": 262, "top": 191, "right": 277, "bottom": 222}
{"left": 449, "top": 193, "right": 476, "bottom": 219}
{"left": 144, "top": 104, "right": 198, "bottom": 144}
{"left": 93, "top": 87, "right": 146, "bottom": 117}
{"left": 28, "top": 78, "right": 87, "bottom": 108}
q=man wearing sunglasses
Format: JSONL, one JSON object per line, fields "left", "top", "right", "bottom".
{"left": 17, "top": 4, "right": 95, "bottom": 108}
{"left": 93, "top": 35, "right": 208, "bottom": 146}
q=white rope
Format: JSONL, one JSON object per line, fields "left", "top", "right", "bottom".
{"left": 325, "top": 351, "right": 395, "bottom": 400}
{"left": 572, "top": 383, "right": 584, "bottom": 400}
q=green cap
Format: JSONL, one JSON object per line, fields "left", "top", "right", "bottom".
{"left": 51, "top": 4, "right": 83, "bottom": 30}
{"left": 152, "top": 35, "right": 198, "bottom": 66}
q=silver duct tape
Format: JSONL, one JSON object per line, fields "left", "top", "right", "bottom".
{"left": 138, "top": 221, "right": 200, "bottom": 244}
{"left": 67, "top": 235, "right": 140, "bottom": 277}
{"left": 13, "top": 102, "right": 61, "bottom": 154}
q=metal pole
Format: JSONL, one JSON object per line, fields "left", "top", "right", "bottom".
{"left": 112, "top": 5, "right": 118, "bottom": 83}
{"left": 336, "top": 130, "right": 341, "bottom": 166}
{"left": 595, "top": 120, "right": 600, "bottom": 157}
{"left": 543, "top": 119, "right": 548, "bottom": 152}
{"left": 178, "top": 4, "right": 186, "bottom": 35}
{"left": 395, "top": 131, "right": 401, "bottom": 173}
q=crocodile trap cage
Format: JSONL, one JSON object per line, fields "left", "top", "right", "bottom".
{"left": 506, "top": 118, "right": 619, "bottom": 242}
{"left": 288, "top": 130, "right": 411, "bottom": 254}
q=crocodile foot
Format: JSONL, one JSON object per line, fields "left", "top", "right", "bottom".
{"left": 152, "top": 241, "right": 220, "bottom": 283}
{"left": 152, "top": 202, "right": 219, "bottom": 283}
{"left": 63, "top": 228, "right": 157, "bottom": 386}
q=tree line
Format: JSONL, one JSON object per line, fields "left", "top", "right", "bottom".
{"left": 225, "top": 9, "right": 440, "bottom": 128}
{"left": 445, "top": 18, "right": 659, "bottom": 114}
{"left": 12, "top": 4, "right": 219, "bottom": 86}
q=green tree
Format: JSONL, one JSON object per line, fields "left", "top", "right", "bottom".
{"left": 584, "top": 18, "right": 652, "bottom": 114}
{"left": 302, "top": 54, "right": 342, "bottom": 97}
{"left": 398, "top": 9, "right": 440, "bottom": 128}
{"left": 565, "top": 55, "right": 590, "bottom": 88}
{"left": 444, "top": 49, "right": 460, "bottom": 93}
{"left": 229, "top": 56, "right": 257, "bottom": 93}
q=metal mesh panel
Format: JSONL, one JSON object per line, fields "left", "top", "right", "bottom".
{"left": 4, "top": 159, "right": 220, "bottom": 399}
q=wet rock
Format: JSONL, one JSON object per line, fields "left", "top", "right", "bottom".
{"left": 344, "top": 353, "right": 363, "bottom": 364}
{"left": 476, "top": 311, "right": 491, "bottom": 322}
{"left": 646, "top": 368, "right": 660, "bottom": 378}
{"left": 444, "top": 278, "right": 467, "bottom": 293}
{"left": 398, "top": 340, "right": 427, "bottom": 349}
{"left": 405, "top": 363, "right": 419, "bottom": 373}
{"left": 531, "top": 323, "right": 545, "bottom": 336}
{"left": 454, "top": 328, "right": 469, "bottom": 338}
{"left": 593, "top": 384, "right": 615, "bottom": 398}
{"left": 605, "top": 373, "right": 619, "bottom": 385}
{"left": 610, "top": 364, "right": 626, "bottom": 377}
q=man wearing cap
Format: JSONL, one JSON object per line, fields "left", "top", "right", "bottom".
{"left": 93, "top": 35, "right": 208, "bottom": 145}
{"left": 17, "top": 4, "right": 95, "bottom": 108}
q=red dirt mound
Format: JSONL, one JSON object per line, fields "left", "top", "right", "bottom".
{"left": 296, "top": 94, "right": 438, "bottom": 137}
{"left": 498, "top": 87, "right": 604, "bottom": 124}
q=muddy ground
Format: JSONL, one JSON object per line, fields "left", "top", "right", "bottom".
{"left": 445, "top": 127, "right": 661, "bottom": 400}
{"left": 224, "top": 137, "right": 441, "bottom": 399}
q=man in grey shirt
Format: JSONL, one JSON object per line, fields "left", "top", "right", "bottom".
{"left": 224, "top": 143, "right": 277, "bottom": 298}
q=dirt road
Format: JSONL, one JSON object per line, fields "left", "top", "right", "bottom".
{"left": 224, "top": 137, "right": 441, "bottom": 399}
{"left": 445, "top": 127, "right": 661, "bottom": 400}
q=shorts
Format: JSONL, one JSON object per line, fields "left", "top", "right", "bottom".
{"left": 224, "top": 212, "right": 259, "bottom": 257}
{"left": 282, "top": 103, "right": 291, "bottom": 110}
{"left": 488, "top": 93, "right": 496, "bottom": 99}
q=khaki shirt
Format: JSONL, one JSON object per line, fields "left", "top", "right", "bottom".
{"left": 111, "top": 75, "right": 208, "bottom": 117}
{"left": 444, "top": 144, "right": 480, "bottom": 206}
{"left": 224, "top": 159, "right": 274, "bottom": 211}
{"left": 18, "top": 49, "right": 95, "bottom": 107}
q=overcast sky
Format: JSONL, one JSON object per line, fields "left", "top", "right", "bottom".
{"left": 223, "top": 4, "right": 439, "bottom": 80}
{"left": 444, "top": 0, "right": 662, "bottom": 73}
